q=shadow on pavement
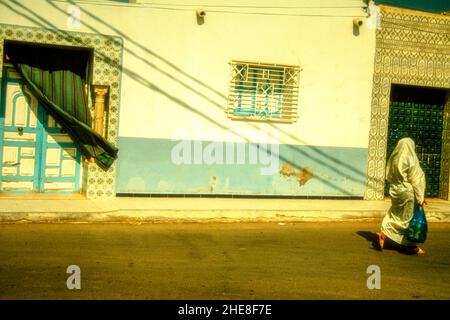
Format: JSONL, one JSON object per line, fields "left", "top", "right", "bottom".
{"left": 356, "top": 231, "right": 423, "bottom": 255}
{"left": 356, "top": 231, "right": 381, "bottom": 251}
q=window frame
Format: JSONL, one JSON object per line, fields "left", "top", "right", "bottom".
{"left": 227, "top": 60, "right": 301, "bottom": 123}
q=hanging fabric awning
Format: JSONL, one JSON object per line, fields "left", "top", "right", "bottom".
{"left": 6, "top": 43, "right": 118, "bottom": 170}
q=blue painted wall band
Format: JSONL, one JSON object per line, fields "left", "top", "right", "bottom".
{"left": 116, "top": 137, "right": 369, "bottom": 197}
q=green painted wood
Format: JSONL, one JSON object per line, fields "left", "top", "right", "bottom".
{"left": 0, "top": 66, "right": 81, "bottom": 193}
{"left": 387, "top": 86, "right": 446, "bottom": 197}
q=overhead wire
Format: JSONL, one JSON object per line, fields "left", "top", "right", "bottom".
{"left": 51, "top": 0, "right": 368, "bottom": 18}
{"left": 117, "top": 1, "right": 365, "bottom": 9}
{"left": 42, "top": 1, "right": 450, "bottom": 33}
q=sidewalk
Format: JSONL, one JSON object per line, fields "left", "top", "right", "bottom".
{"left": 1, "top": 195, "right": 450, "bottom": 223}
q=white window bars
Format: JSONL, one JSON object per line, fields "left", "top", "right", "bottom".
{"left": 227, "top": 60, "right": 301, "bottom": 123}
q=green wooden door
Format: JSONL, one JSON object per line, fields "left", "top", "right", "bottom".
{"left": 386, "top": 86, "right": 445, "bottom": 197}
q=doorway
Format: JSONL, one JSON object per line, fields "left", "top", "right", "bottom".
{"left": 386, "top": 84, "right": 447, "bottom": 198}
{"left": 0, "top": 65, "right": 81, "bottom": 192}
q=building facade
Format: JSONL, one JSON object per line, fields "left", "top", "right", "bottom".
{"left": 365, "top": 4, "right": 450, "bottom": 200}
{"left": 0, "top": 0, "right": 448, "bottom": 200}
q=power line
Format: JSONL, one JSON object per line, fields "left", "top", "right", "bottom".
{"left": 94, "top": 0, "right": 366, "bottom": 9}
{"left": 51, "top": 0, "right": 367, "bottom": 18}
{"left": 50, "top": 1, "right": 449, "bottom": 33}
{"left": 126, "top": 1, "right": 365, "bottom": 9}
{"left": 196, "top": 10, "right": 367, "bottom": 18}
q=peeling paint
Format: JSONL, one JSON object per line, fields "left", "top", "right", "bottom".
{"left": 157, "top": 180, "right": 170, "bottom": 191}
{"left": 126, "top": 176, "right": 146, "bottom": 191}
{"left": 279, "top": 163, "right": 314, "bottom": 186}
{"left": 210, "top": 176, "right": 217, "bottom": 192}
{"left": 117, "top": 137, "right": 368, "bottom": 196}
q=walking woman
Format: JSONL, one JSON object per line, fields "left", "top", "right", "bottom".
{"left": 378, "top": 137, "right": 427, "bottom": 255}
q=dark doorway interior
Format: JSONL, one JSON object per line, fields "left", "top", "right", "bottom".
{"left": 386, "top": 84, "right": 448, "bottom": 198}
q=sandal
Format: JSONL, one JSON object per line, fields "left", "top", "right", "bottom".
{"left": 376, "top": 232, "right": 386, "bottom": 251}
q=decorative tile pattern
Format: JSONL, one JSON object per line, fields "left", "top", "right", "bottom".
{"left": 364, "top": 7, "right": 450, "bottom": 200}
{"left": 0, "top": 23, "right": 123, "bottom": 199}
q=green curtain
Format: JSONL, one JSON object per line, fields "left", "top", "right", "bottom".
{"left": 7, "top": 43, "right": 118, "bottom": 170}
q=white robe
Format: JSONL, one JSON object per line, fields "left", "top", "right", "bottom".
{"left": 381, "top": 138, "right": 426, "bottom": 245}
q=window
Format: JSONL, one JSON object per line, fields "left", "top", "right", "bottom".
{"left": 227, "top": 60, "right": 301, "bottom": 123}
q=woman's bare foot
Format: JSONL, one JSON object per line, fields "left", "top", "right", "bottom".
{"left": 376, "top": 232, "right": 386, "bottom": 251}
{"left": 417, "top": 248, "right": 425, "bottom": 256}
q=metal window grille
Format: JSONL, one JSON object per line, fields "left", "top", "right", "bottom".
{"left": 227, "top": 60, "right": 300, "bottom": 123}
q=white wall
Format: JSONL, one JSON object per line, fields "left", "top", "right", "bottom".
{"left": 0, "top": 0, "right": 377, "bottom": 148}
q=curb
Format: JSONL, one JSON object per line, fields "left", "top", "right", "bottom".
{"left": 1, "top": 209, "right": 449, "bottom": 223}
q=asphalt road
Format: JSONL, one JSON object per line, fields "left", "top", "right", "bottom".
{"left": 0, "top": 222, "right": 449, "bottom": 300}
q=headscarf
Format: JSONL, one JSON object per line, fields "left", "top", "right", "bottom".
{"left": 386, "top": 137, "right": 426, "bottom": 204}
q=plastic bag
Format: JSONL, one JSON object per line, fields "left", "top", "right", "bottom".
{"left": 406, "top": 205, "right": 428, "bottom": 243}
